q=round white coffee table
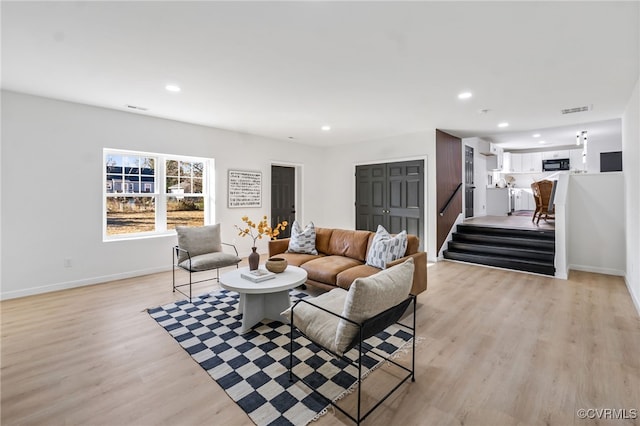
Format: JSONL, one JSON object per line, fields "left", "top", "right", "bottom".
{"left": 219, "top": 265, "right": 307, "bottom": 333}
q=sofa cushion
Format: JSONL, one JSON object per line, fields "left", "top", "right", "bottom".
{"left": 326, "top": 229, "right": 371, "bottom": 261}
{"left": 287, "top": 221, "right": 318, "bottom": 255}
{"left": 270, "top": 252, "right": 323, "bottom": 267}
{"left": 301, "top": 256, "right": 363, "bottom": 286}
{"left": 335, "top": 264, "right": 382, "bottom": 289}
{"left": 314, "top": 227, "right": 334, "bottom": 254}
{"left": 281, "top": 288, "right": 347, "bottom": 354}
{"left": 334, "top": 258, "right": 414, "bottom": 354}
{"left": 406, "top": 234, "right": 418, "bottom": 254}
{"left": 175, "top": 224, "right": 222, "bottom": 263}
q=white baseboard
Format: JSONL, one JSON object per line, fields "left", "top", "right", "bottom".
{"left": 625, "top": 277, "right": 640, "bottom": 317}
{"left": 554, "top": 270, "right": 568, "bottom": 280}
{"left": 568, "top": 264, "right": 626, "bottom": 277}
{"left": 0, "top": 265, "right": 172, "bottom": 300}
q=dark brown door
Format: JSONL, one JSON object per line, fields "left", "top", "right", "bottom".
{"left": 356, "top": 160, "right": 424, "bottom": 248}
{"left": 436, "top": 130, "right": 462, "bottom": 253}
{"left": 465, "top": 145, "right": 475, "bottom": 218}
{"left": 271, "top": 165, "right": 295, "bottom": 238}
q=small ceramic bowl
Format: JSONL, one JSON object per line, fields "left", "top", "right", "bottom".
{"left": 265, "top": 257, "right": 288, "bottom": 273}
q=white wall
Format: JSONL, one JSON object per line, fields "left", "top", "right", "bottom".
{"left": 623, "top": 77, "right": 640, "bottom": 314}
{"left": 586, "top": 131, "right": 623, "bottom": 174}
{"left": 322, "top": 132, "right": 436, "bottom": 261}
{"left": 2, "top": 89, "right": 637, "bottom": 302}
{"left": 567, "top": 173, "right": 626, "bottom": 276}
{"left": 0, "top": 91, "right": 325, "bottom": 299}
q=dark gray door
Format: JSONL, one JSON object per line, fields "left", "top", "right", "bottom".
{"left": 465, "top": 145, "right": 475, "bottom": 218}
{"left": 356, "top": 160, "right": 424, "bottom": 247}
{"left": 355, "top": 163, "right": 386, "bottom": 231}
{"left": 271, "top": 165, "right": 295, "bottom": 238}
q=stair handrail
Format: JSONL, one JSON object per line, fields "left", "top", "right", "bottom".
{"left": 439, "top": 182, "right": 463, "bottom": 217}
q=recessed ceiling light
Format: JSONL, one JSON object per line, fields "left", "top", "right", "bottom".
{"left": 458, "top": 92, "right": 472, "bottom": 99}
{"left": 498, "top": 122, "right": 509, "bottom": 128}
{"left": 539, "top": 140, "right": 546, "bottom": 144}
{"left": 321, "top": 125, "right": 331, "bottom": 131}
{"left": 532, "top": 133, "right": 541, "bottom": 138}
{"left": 165, "top": 84, "right": 181, "bottom": 92}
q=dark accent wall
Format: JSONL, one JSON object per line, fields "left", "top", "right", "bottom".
{"left": 436, "top": 129, "right": 462, "bottom": 253}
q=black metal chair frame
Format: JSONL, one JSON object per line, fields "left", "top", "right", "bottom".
{"left": 172, "top": 242, "right": 239, "bottom": 301}
{"left": 288, "top": 294, "right": 416, "bottom": 425}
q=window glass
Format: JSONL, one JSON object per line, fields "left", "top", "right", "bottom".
{"left": 104, "top": 150, "right": 209, "bottom": 239}
{"left": 167, "top": 196, "right": 205, "bottom": 230}
{"left": 106, "top": 196, "right": 156, "bottom": 235}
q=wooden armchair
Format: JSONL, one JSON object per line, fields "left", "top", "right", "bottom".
{"left": 531, "top": 180, "right": 556, "bottom": 224}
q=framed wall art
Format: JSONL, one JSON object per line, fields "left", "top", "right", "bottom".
{"left": 228, "top": 169, "right": 262, "bottom": 208}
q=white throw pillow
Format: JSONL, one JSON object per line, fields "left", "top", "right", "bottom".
{"left": 334, "top": 258, "right": 414, "bottom": 355}
{"left": 286, "top": 220, "right": 318, "bottom": 255}
{"left": 366, "top": 225, "right": 408, "bottom": 269}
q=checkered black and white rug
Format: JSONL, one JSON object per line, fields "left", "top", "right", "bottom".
{"left": 148, "top": 290, "right": 412, "bottom": 426}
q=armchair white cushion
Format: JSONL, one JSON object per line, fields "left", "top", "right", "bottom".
{"left": 283, "top": 258, "right": 414, "bottom": 355}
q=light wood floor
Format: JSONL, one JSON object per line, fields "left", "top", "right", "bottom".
{"left": 2, "top": 260, "right": 639, "bottom": 425}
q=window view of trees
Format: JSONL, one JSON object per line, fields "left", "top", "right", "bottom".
{"left": 104, "top": 151, "right": 208, "bottom": 237}
{"left": 166, "top": 159, "right": 204, "bottom": 230}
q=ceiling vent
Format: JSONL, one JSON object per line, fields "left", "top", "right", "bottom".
{"left": 561, "top": 105, "right": 592, "bottom": 115}
{"left": 126, "top": 104, "right": 148, "bottom": 111}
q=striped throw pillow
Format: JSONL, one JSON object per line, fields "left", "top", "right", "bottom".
{"left": 286, "top": 220, "right": 318, "bottom": 255}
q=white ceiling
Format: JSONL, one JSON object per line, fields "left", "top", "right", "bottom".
{"left": 484, "top": 118, "right": 622, "bottom": 151}
{"left": 2, "top": 1, "right": 638, "bottom": 147}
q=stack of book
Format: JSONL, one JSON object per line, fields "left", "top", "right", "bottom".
{"left": 240, "top": 269, "right": 276, "bottom": 283}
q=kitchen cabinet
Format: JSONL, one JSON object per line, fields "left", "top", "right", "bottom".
{"left": 521, "top": 152, "right": 542, "bottom": 173}
{"left": 513, "top": 188, "right": 535, "bottom": 211}
{"left": 487, "top": 188, "right": 509, "bottom": 216}
{"left": 507, "top": 153, "right": 522, "bottom": 173}
{"left": 542, "top": 150, "right": 570, "bottom": 160}
{"left": 489, "top": 143, "right": 503, "bottom": 156}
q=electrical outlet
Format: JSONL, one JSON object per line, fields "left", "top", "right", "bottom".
{"left": 64, "top": 258, "right": 72, "bottom": 268}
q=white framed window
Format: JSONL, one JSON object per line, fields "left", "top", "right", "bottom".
{"left": 104, "top": 149, "right": 212, "bottom": 240}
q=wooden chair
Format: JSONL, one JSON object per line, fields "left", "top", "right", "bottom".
{"left": 531, "top": 180, "right": 556, "bottom": 224}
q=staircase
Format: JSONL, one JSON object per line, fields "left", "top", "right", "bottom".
{"left": 443, "top": 223, "right": 555, "bottom": 276}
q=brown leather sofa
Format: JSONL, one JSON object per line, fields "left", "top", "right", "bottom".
{"left": 268, "top": 227, "right": 427, "bottom": 295}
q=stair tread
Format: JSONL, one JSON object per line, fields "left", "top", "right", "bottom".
{"left": 444, "top": 250, "right": 553, "bottom": 267}
{"left": 446, "top": 223, "right": 556, "bottom": 276}
{"left": 448, "top": 241, "right": 554, "bottom": 255}
{"left": 453, "top": 233, "right": 555, "bottom": 247}
{"left": 456, "top": 224, "right": 554, "bottom": 239}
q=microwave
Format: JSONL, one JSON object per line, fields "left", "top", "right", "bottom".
{"left": 542, "top": 158, "right": 570, "bottom": 171}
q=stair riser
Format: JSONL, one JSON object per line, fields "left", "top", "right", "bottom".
{"left": 443, "top": 251, "right": 555, "bottom": 276}
{"left": 452, "top": 233, "right": 555, "bottom": 251}
{"left": 447, "top": 242, "right": 554, "bottom": 262}
{"left": 456, "top": 224, "right": 554, "bottom": 241}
